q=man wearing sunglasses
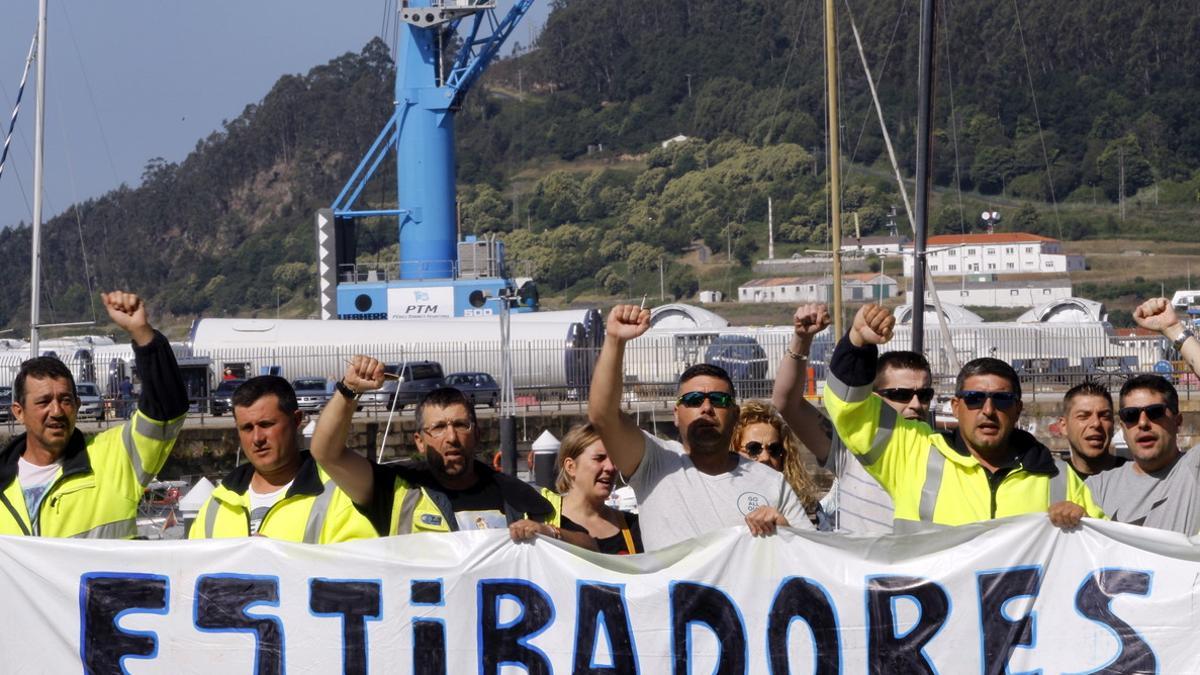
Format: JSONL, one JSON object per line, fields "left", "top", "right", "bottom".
{"left": 823, "top": 304, "right": 1104, "bottom": 531}
{"left": 589, "top": 304, "right": 811, "bottom": 550}
{"left": 1081, "top": 298, "right": 1200, "bottom": 534}
{"left": 772, "top": 303, "right": 935, "bottom": 534}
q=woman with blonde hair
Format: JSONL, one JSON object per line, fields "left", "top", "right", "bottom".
{"left": 731, "top": 400, "right": 822, "bottom": 516}
{"left": 555, "top": 423, "right": 642, "bottom": 554}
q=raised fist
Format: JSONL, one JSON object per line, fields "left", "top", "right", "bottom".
{"left": 850, "top": 304, "right": 895, "bottom": 346}
{"left": 101, "top": 290, "right": 154, "bottom": 346}
{"left": 1132, "top": 297, "right": 1180, "bottom": 335}
{"left": 605, "top": 304, "right": 652, "bottom": 342}
{"left": 793, "top": 303, "right": 831, "bottom": 338}
{"left": 343, "top": 355, "right": 386, "bottom": 394}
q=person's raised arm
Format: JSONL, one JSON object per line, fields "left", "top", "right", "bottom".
{"left": 310, "top": 355, "right": 385, "bottom": 506}
{"left": 772, "top": 303, "right": 834, "bottom": 462}
{"left": 588, "top": 304, "right": 651, "bottom": 477}
{"left": 102, "top": 291, "right": 188, "bottom": 423}
{"left": 823, "top": 304, "right": 895, "bottom": 455}
{"left": 1134, "top": 297, "right": 1200, "bottom": 377}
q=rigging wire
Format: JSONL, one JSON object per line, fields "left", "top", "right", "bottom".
{"left": 762, "top": 1, "right": 812, "bottom": 146}
{"left": 0, "top": 32, "right": 36, "bottom": 221}
{"left": 842, "top": 0, "right": 908, "bottom": 170}
{"left": 57, "top": 0, "right": 103, "bottom": 322}
{"left": 1011, "top": 0, "right": 1063, "bottom": 239}
{"left": 938, "top": 0, "right": 967, "bottom": 234}
{"left": 1, "top": 33, "right": 36, "bottom": 187}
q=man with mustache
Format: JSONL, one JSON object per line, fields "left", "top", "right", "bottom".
{"left": 311, "top": 357, "right": 596, "bottom": 548}
{"left": 1083, "top": 298, "right": 1200, "bottom": 534}
{"left": 824, "top": 304, "right": 1103, "bottom": 531}
{"left": 589, "top": 304, "right": 810, "bottom": 551}
{"left": 0, "top": 291, "right": 188, "bottom": 538}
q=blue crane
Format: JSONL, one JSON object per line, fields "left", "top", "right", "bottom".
{"left": 317, "top": 0, "right": 536, "bottom": 320}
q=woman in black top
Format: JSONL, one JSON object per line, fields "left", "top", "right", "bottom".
{"left": 555, "top": 424, "right": 642, "bottom": 555}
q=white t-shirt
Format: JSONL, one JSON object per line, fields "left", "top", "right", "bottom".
{"left": 627, "top": 431, "right": 811, "bottom": 550}
{"left": 821, "top": 439, "right": 896, "bottom": 535}
{"left": 18, "top": 456, "right": 61, "bottom": 524}
{"left": 247, "top": 482, "right": 292, "bottom": 534}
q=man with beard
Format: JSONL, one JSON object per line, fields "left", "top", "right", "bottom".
{"left": 1082, "top": 297, "right": 1200, "bottom": 534}
{"left": 311, "top": 356, "right": 596, "bottom": 547}
{"left": 824, "top": 304, "right": 1104, "bottom": 531}
{"left": 1058, "top": 381, "right": 1124, "bottom": 478}
{"left": 589, "top": 304, "right": 810, "bottom": 551}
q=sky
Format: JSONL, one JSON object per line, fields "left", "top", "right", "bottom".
{"left": 0, "top": 0, "right": 549, "bottom": 231}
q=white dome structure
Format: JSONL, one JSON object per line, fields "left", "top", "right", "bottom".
{"left": 893, "top": 302, "right": 983, "bottom": 325}
{"left": 648, "top": 303, "right": 731, "bottom": 330}
{"left": 1016, "top": 297, "right": 1108, "bottom": 324}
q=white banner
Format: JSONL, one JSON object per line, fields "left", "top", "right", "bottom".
{"left": 1, "top": 515, "right": 1196, "bottom": 673}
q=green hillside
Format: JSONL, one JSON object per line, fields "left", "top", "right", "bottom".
{"left": 3, "top": 0, "right": 1199, "bottom": 335}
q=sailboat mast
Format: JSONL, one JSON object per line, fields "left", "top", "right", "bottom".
{"left": 824, "top": 0, "right": 844, "bottom": 336}
{"left": 30, "top": 0, "right": 47, "bottom": 358}
{"left": 911, "top": 0, "right": 938, "bottom": 353}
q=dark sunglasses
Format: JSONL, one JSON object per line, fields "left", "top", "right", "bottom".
{"left": 1117, "top": 403, "right": 1171, "bottom": 427}
{"left": 877, "top": 387, "right": 935, "bottom": 404}
{"left": 956, "top": 390, "right": 1019, "bottom": 410}
{"left": 744, "top": 441, "right": 786, "bottom": 459}
{"left": 677, "top": 391, "right": 736, "bottom": 408}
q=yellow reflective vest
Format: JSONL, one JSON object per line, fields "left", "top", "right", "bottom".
{"left": 0, "top": 413, "right": 186, "bottom": 538}
{"left": 190, "top": 452, "right": 376, "bottom": 544}
{"left": 539, "top": 487, "right": 563, "bottom": 526}
{"left": 823, "top": 339, "right": 1105, "bottom": 531}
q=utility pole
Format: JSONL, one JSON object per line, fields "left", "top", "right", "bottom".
{"left": 768, "top": 196, "right": 775, "bottom": 260}
{"left": 824, "top": 0, "right": 844, "bottom": 337}
{"left": 659, "top": 256, "right": 666, "bottom": 301}
{"left": 911, "top": 0, "right": 938, "bottom": 354}
{"left": 685, "top": 73, "right": 693, "bottom": 98}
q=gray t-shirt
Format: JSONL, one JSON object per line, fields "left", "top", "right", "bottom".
{"left": 1087, "top": 446, "right": 1200, "bottom": 535}
{"left": 626, "top": 431, "right": 811, "bottom": 550}
{"left": 821, "top": 439, "right": 895, "bottom": 535}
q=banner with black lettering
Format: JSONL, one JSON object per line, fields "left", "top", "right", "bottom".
{"left": 0, "top": 515, "right": 1196, "bottom": 673}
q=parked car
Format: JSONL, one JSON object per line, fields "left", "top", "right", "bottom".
{"left": 209, "top": 379, "right": 245, "bottom": 416}
{"left": 444, "top": 372, "right": 500, "bottom": 408}
{"left": 292, "top": 377, "right": 332, "bottom": 412}
{"left": 75, "top": 382, "right": 104, "bottom": 421}
{"left": 0, "top": 386, "right": 10, "bottom": 423}
{"left": 362, "top": 361, "right": 445, "bottom": 411}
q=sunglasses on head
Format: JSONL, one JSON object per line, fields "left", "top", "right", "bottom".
{"left": 677, "top": 391, "right": 735, "bottom": 408}
{"left": 1117, "top": 403, "right": 1171, "bottom": 427}
{"left": 744, "top": 441, "right": 786, "bottom": 459}
{"left": 956, "top": 390, "right": 1019, "bottom": 410}
{"left": 877, "top": 387, "right": 935, "bottom": 404}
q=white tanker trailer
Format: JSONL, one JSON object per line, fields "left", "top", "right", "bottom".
{"left": 184, "top": 310, "right": 605, "bottom": 391}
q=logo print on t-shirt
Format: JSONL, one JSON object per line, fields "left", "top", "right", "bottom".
{"left": 737, "top": 492, "right": 770, "bottom": 515}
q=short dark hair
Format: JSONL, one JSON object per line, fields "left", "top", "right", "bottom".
{"left": 876, "top": 350, "right": 931, "bottom": 382}
{"left": 1062, "top": 381, "right": 1113, "bottom": 414}
{"left": 232, "top": 376, "right": 298, "bottom": 415}
{"left": 14, "top": 356, "right": 76, "bottom": 405}
{"left": 955, "top": 358, "right": 1022, "bottom": 399}
{"left": 415, "top": 387, "right": 478, "bottom": 429}
{"left": 1119, "top": 374, "right": 1179, "bottom": 413}
{"left": 678, "top": 363, "right": 737, "bottom": 398}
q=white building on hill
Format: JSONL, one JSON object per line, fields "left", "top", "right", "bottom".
{"left": 914, "top": 275, "right": 1073, "bottom": 309}
{"left": 738, "top": 273, "right": 899, "bottom": 304}
{"left": 903, "top": 232, "right": 1085, "bottom": 277}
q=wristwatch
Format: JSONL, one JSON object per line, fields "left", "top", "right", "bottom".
{"left": 1174, "top": 328, "right": 1196, "bottom": 352}
{"left": 335, "top": 379, "right": 361, "bottom": 401}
